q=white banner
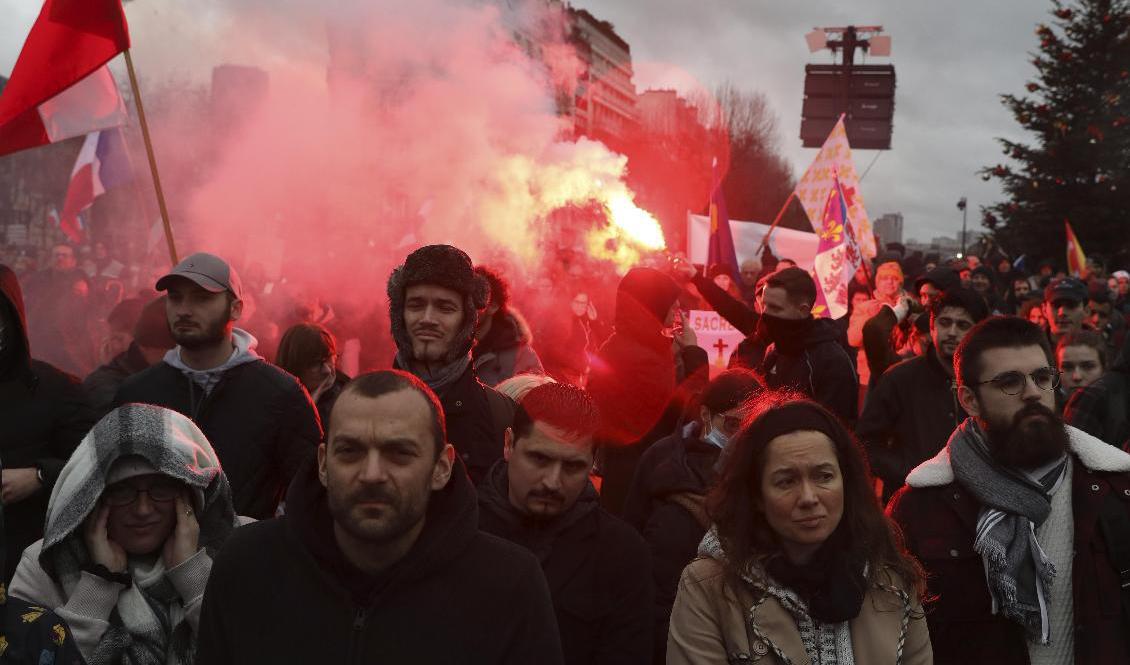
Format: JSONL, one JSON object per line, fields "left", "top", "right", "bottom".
{"left": 686, "top": 213, "right": 818, "bottom": 272}
{"left": 687, "top": 309, "right": 746, "bottom": 377}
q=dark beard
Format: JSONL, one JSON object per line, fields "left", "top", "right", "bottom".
{"left": 171, "top": 316, "right": 228, "bottom": 350}
{"left": 983, "top": 402, "right": 1070, "bottom": 469}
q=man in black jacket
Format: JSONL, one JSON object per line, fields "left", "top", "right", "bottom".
{"left": 758, "top": 267, "right": 858, "bottom": 422}
{"left": 114, "top": 252, "right": 321, "bottom": 519}
{"left": 388, "top": 245, "right": 514, "bottom": 485}
{"left": 0, "top": 265, "right": 95, "bottom": 582}
{"left": 859, "top": 288, "right": 988, "bottom": 503}
{"left": 478, "top": 382, "right": 651, "bottom": 665}
{"left": 196, "top": 371, "right": 562, "bottom": 665}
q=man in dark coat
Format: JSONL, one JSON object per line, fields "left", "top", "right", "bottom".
{"left": 859, "top": 288, "right": 988, "bottom": 503}
{"left": 623, "top": 368, "right": 763, "bottom": 664}
{"left": 83, "top": 295, "right": 175, "bottom": 415}
{"left": 0, "top": 265, "right": 95, "bottom": 581}
{"left": 472, "top": 265, "right": 544, "bottom": 387}
{"left": 888, "top": 316, "right": 1130, "bottom": 664}
{"left": 196, "top": 371, "right": 563, "bottom": 665}
{"left": 587, "top": 267, "right": 706, "bottom": 515}
{"left": 114, "top": 252, "right": 321, "bottom": 519}
{"left": 758, "top": 267, "right": 858, "bottom": 422}
{"left": 478, "top": 382, "right": 651, "bottom": 665}
{"left": 388, "top": 245, "right": 515, "bottom": 485}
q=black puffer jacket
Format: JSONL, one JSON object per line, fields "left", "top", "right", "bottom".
{"left": 622, "top": 422, "right": 720, "bottom": 665}
{"left": 478, "top": 462, "right": 652, "bottom": 665}
{"left": 858, "top": 349, "right": 965, "bottom": 503}
{"left": 195, "top": 457, "right": 564, "bottom": 665}
{"left": 0, "top": 266, "right": 95, "bottom": 581}
{"left": 113, "top": 356, "right": 321, "bottom": 519}
{"left": 761, "top": 318, "right": 858, "bottom": 422}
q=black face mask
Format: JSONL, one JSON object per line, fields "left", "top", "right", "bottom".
{"left": 761, "top": 313, "right": 813, "bottom": 352}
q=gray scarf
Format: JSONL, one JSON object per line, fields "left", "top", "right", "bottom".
{"left": 394, "top": 351, "right": 471, "bottom": 395}
{"left": 948, "top": 418, "right": 1068, "bottom": 644}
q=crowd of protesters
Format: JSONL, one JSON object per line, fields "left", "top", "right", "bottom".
{"left": 2, "top": 235, "right": 1130, "bottom": 664}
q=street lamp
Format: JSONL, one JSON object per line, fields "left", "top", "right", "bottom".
{"left": 957, "top": 197, "right": 968, "bottom": 257}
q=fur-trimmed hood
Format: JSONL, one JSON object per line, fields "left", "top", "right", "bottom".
{"left": 905, "top": 422, "right": 1130, "bottom": 488}
{"left": 386, "top": 245, "right": 489, "bottom": 365}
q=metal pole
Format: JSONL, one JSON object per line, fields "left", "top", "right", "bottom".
{"left": 961, "top": 207, "right": 968, "bottom": 257}
{"left": 123, "top": 49, "right": 178, "bottom": 265}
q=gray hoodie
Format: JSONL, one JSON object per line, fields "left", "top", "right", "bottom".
{"left": 163, "top": 328, "right": 260, "bottom": 395}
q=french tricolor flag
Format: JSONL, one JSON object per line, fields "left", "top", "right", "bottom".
{"left": 59, "top": 128, "right": 131, "bottom": 243}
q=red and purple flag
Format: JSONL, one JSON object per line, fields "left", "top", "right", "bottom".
{"left": 706, "top": 158, "right": 739, "bottom": 282}
{"left": 810, "top": 172, "right": 863, "bottom": 319}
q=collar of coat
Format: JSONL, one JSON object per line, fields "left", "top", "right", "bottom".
{"left": 905, "top": 424, "right": 1130, "bottom": 488}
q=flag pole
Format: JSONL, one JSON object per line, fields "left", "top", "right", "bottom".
{"left": 756, "top": 191, "right": 796, "bottom": 254}
{"left": 122, "top": 49, "right": 178, "bottom": 265}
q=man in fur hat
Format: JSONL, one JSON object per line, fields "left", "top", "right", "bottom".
{"left": 387, "top": 245, "right": 515, "bottom": 485}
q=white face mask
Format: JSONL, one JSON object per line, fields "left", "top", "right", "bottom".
{"left": 703, "top": 426, "right": 730, "bottom": 449}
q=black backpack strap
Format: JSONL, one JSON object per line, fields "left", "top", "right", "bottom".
{"left": 1097, "top": 488, "right": 1130, "bottom": 643}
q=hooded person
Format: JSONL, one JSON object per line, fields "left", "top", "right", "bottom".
{"left": 387, "top": 245, "right": 516, "bottom": 485}
{"left": 0, "top": 265, "right": 96, "bottom": 582}
{"left": 9, "top": 403, "right": 238, "bottom": 665}
{"left": 587, "top": 267, "right": 707, "bottom": 515}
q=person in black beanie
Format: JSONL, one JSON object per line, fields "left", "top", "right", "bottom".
{"left": 387, "top": 245, "right": 515, "bottom": 485}
{"left": 668, "top": 395, "right": 930, "bottom": 664}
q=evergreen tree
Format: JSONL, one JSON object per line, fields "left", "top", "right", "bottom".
{"left": 980, "top": 0, "right": 1130, "bottom": 267}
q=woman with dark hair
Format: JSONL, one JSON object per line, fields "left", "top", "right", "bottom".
{"left": 275, "top": 323, "right": 349, "bottom": 425}
{"left": 668, "top": 395, "right": 931, "bottom": 665}
{"left": 623, "top": 368, "right": 764, "bottom": 664}
{"left": 1019, "top": 298, "right": 1049, "bottom": 335}
{"left": 1057, "top": 329, "right": 1106, "bottom": 394}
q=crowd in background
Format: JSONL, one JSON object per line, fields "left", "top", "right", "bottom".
{"left": 3, "top": 235, "right": 1130, "bottom": 665}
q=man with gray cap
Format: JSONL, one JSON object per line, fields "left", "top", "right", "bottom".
{"left": 387, "top": 244, "right": 515, "bottom": 485}
{"left": 114, "top": 252, "right": 322, "bottom": 518}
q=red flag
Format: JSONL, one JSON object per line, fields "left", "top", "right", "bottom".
{"left": 1065, "top": 220, "right": 1087, "bottom": 277}
{"left": 0, "top": 0, "right": 130, "bottom": 156}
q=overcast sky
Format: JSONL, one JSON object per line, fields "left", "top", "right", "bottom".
{"left": 570, "top": 0, "right": 1052, "bottom": 242}
{"left": 1, "top": 0, "right": 1051, "bottom": 242}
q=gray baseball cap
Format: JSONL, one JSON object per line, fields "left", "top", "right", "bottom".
{"left": 155, "top": 252, "right": 243, "bottom": 299}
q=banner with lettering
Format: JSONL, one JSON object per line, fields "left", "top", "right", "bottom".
{"left": 687, "top": 310, "right": 746, "bottom": 377}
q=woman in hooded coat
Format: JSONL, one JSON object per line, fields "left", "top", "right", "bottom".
{"left": 9, "top": 403, "right": 239, "bottom": 665}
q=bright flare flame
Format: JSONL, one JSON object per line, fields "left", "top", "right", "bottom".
{"left": 605, "top": 193, "right": 666, "bottom": 250}
{"left": 475, "top": 138, "right": 668, "bottom": 274}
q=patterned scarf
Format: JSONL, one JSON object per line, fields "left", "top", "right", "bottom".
{"left": 948, "top": 418, "right": 1068, "bottom": 644}
{"left": 698, "top": 528, "right": 855, "bottom": 665}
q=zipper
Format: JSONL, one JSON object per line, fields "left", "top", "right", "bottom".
{"left": 348, "top": 607, "right": 366, "bottom": 663}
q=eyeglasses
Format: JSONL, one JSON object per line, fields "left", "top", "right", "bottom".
{"left": 103, "top": 481, "right": 182, "bottom": 507}
{"left": 974, "top": 367, "right": 1061, "bottom": 395}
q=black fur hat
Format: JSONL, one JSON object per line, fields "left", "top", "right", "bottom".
{"left": 387, "top": 245, "right": 489, "bottom": 364}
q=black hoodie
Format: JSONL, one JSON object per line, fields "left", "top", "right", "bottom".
{"left": 195, "top": 457, "right": 564, "bottom": 665}
{"left": 0, "top": 266, "right": 94, "bottom": 582}
{"left": 1065, "top": 341, "right": 1130, "bottom": 449}
{"left": 761, "top": 316, "right": 859, "bottom": 422}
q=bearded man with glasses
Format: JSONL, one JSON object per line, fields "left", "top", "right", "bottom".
{"left": 888, "top": 316, "right": 1130, "bottom": 664}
